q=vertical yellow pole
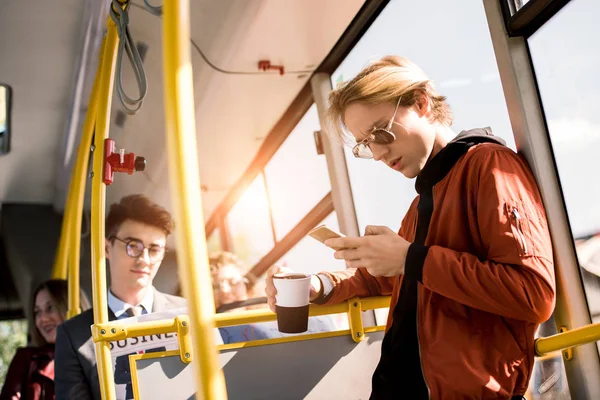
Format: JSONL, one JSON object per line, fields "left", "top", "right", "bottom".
{"left": 91, "top": 21, "right": 119, "bottom": 400}
{"left": 52, "top": 213, "right": 70, "bottom": 279}
{"left": 163, "top": 0, "right": 227, "bottom": 399}
{"left": 65, "top": 47, "right": 103, "bottom": 319}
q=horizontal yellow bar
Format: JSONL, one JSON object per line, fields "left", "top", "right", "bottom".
{"left": 217, "top": 325, "right": 386, "bottom": 352}
{"left": 360, "top": 296, "right": 391, "bottom": 311}
{"left": 214, "top": 296, "right": 391, "bottom": 328}
{"left": 535, "top": 322, "right": 600, "bottom": 356}
{"left": 90, "top": 296, "right": 391, "bottom": 342}
{"left": 92, "top": 319, "right": 179, "bottom": 342}
{"left": 535, "top": 350, "right": 562, "bottom": 362}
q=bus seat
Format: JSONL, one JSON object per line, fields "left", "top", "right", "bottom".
{"left": 131, "top": 331, "right": 384, "bottom": 399}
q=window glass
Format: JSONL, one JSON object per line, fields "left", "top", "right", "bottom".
{"left": 206, "top": 228, "right": 221, "bottom": 254}
{"left": 227, "top": 175, "right": 274, "bottom": 267}
{"left": 332, "top": 0, "right": 514, "bottom": 233}
{"left": 277, "top": 212, "right": 346, "bottom": 275}
{"left": 528, "top": 0, "right": 600, "bottom": 376}
{"left": 264, "top": 104, "right": 331, "bottom": 240}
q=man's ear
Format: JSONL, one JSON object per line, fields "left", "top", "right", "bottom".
{"left": 414, "top": 90, "right": 432, "bottom": 119}
{"left": 105, "top": 238, "right": 112, "bottom": 260}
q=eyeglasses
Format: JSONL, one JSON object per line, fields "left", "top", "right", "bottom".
{"left": 212, "top": 277, "right": 247, "bottom": 291}
{"left": 111, "top": 236, "right": 167, "bottom": 262}
{"left": 352, "top": 96, "right": 403, "bottom": 159}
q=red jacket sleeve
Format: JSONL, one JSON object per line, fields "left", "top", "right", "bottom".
{"left": 405, "top": 147, "right": 556, "bottom": 323}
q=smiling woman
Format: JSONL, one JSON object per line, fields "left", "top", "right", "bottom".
{"left": 0, "top": 280, "right": 90, "bottom": 400}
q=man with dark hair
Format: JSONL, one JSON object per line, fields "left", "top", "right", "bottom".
{"left": 55, "top": 194, "right": 186, "bottom": 400}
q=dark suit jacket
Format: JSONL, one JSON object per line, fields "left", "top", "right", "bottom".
{"left": 54, "top": 288, "right": 186, "bottom": 400}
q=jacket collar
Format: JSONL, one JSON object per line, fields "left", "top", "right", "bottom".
{"left": 415, "top": 127, "right": 505, "bottom": 194}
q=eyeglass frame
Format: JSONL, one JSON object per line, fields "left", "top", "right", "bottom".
{"left": 351, "top": 96, "right": 404, "bottom": 159}
{"left": 212, "top": 276, "right": 249, "bottom": 291}
{"left": 110, "top": 236, "right": 168, "bottom": 262}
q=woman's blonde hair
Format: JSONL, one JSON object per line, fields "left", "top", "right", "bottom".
{"left": 327, "top": 55, "right": 453, "bottom": 144}
{"left": 30, "top": 279, "right": 91, "bottom": 346}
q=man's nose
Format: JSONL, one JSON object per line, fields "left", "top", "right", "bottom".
{"left": 138, "top": 248, "right": 151, "bottom": 264}
{"left": 370, "top": 143, "right": 388, "bottom": 161}
{"left": 38, "top": 311, "right": 50, "bottom": 323}
{"left": 220, "top": 282, "right": 232, "bottom": 293}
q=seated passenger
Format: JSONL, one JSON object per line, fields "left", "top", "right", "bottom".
{"left": 0, "top": 279, "right": 90, "bottom": 400}
{"left": 266, "top": 55, "right": 555, "bottom": 399}
{"left": 210, "top": 251, "right": 335, "bottom": 344}
{"left": 210, "top": 251, "right": 273, "bottom": 344}
{"left": 54, "top": 194, "right": 186, "bottom": 400}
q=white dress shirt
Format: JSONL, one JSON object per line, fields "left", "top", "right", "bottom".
{"left": 107, "top": 287, "right": 154, "bottom": 319}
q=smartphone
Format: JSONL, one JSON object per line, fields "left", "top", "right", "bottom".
{"left": 308, "top": 225, "right": 346, "bottom": 250}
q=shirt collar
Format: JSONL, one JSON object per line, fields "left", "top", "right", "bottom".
{"left": 108, "top": 287, "right": 154, "bottom": 318}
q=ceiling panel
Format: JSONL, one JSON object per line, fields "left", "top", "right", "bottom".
{"left": 106, "top": 0, "right": 365, "bottom": 223}
{"left": 0, "top": 0, "right": 86, "bottom": 203}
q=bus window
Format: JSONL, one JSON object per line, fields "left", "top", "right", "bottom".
{"left": 528, "top": 0, "right": 600, "bottom": 342}
{"left": 206, "top": 228, "right": 222, "bottom": 254}
{"left": 0, "top": 84, "right": 11, "bottom": 155}
{"left": 264, "top": 104, "right": 331, "bottom": 240}
{"left": 276, "top": 212, "right": 346, "bottom": 275}
{"left": 227, "top": 174, "right": 275, "bottom": 267}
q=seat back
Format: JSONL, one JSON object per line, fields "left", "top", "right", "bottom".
{"left": 131, "top": 331, "right": 384, "bottom": 399}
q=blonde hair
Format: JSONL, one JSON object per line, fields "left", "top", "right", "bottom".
{"left": 327, "top": 55, "right": 453, "bottom": 144}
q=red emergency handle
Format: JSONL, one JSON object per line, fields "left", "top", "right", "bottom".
{"left": 103, "top": 139, "right": 146, "bottom": 185}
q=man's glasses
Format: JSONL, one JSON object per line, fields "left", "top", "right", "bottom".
{"left": 111, "top": 236, "right": 167, "bottom": 262}
{"left": 212, "top": 277, "right": 247, "bottom": 291}
{"left": 352, "top": 97, "right": 403, "bottom": 159}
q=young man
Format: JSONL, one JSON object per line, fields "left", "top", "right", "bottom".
{"left": 55, "top": 194, "right": 186, "bottom": 400}
{"left": 266, "top": 56, "right": 555, "bottom": 399}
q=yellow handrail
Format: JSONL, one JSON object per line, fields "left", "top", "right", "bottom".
{"left": 90, "top": 18, "right": 120, "bottom": 400}
{"left": 65, "top": 41, "right": 105, "bottom": 319}
{"left": 51, "top": 218, "right": 69, "bottom": 279}
{"left": 213, "top": 296, "right": 391, "bottom": 328}
{"left": 162, "top": 0, "right": 227, "bottom": 398}
{"left": 535, "top": 323, "right": 600, "bottom": 357}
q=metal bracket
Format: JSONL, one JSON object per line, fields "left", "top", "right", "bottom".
{"left": 176, "top": 315, "right": 193, "bottom": 364}
{"left": 92, "top": 322, "right": 128, "bottom": 342}
{"left": 559, "top": 326, "right": 573, "bottom": 361}
{"left": 348, "top": 297, "right": 364, "bottom": 343}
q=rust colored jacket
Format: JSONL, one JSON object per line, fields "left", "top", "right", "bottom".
{"left": 316, "top": 129, "right": 555, "bottom": 399}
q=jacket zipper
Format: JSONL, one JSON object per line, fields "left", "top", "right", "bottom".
{"left": 510, "top": 208, "right": 529, "bottom": 256}
{"left": 416, "top": 288, "right": 431, "bottom": 398}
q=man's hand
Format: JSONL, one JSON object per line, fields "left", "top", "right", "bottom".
{"left": 265, "top": 265, "right": 322, "bottom": 312}
{"left": 325, "top": 225, "right": 411, "bottom": 277}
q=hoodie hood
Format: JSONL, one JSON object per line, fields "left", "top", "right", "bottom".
{"left": 415, "top": 127, "right": 506, "bottom": 194}
{"left": 450, "top": 126, "right": 506, "bottom": 147}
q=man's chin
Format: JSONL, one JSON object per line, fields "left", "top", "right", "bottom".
{"left": 130, "top": 276, "right": 151, "bottom": 288}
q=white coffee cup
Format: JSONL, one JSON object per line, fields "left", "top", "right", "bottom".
{"left": 273, "top": 272, "right": 311, "bottom": 333}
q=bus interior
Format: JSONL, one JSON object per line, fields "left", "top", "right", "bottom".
{"left": 1, "top": 0, "right": 600, "bottom": 398}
